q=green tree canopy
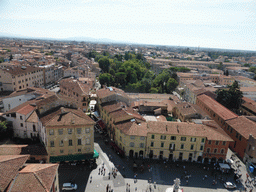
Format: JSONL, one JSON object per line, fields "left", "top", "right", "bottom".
{"left": 216, "top": 80, "right": 243, "bottom": 110}
{"left": 98, "top": 57, "right": 111, "bottom": 73}
{"left": 166, "top": 78, "right": 178, "bottom": 93}
{"left": 99, "top": 73, "right": 114, "bottom": 87}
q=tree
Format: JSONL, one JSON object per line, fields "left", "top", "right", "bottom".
{"left": 216, "top": 81, "right": 243, "bottom": 110}
{"left": 9, "top": 54, "right": 13, "bottom": 61}
{"left": 149, "top": 87, "right": 158, "bottom": 93}
{"left": 217, "top": 62, "right": 223, "bottom": 70}
{"left": 166, "top": 78, "right": 178, "bottom": 93}
{"left": 98, "top": 57, "right": 110, "bottom": 73}
{"left": 99, "top": 73, "right": 114, "bottom": 87}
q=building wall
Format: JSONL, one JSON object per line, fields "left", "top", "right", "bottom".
{"left": 115, "top": 128, "right": 146, "bottom": 158}
{"left": 5, "top": 111, "right": 37, "bottom": 139}
{"left": 146, "top": 133, "right": 205, "bottom": 161}
{"left": 244, "top": 134, "right": 256, "bottom": 163}
{"left": 2, "top": 93, "right": 35, "bottom": 112}
{"left": 203, "top": 139, "right": 229, "bottom": 161}
{"left": 0, "top": 69, "right": 13, "bottom": 91}
{"left": 222, "top": 122, "right": 248, "bottom": 159}
{"left": 46, "top": 125, "right": 94, "bottom": 160}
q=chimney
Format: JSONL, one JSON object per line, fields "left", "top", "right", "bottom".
{"left": 60, "top": 107, "right": 65, "bottom": 114}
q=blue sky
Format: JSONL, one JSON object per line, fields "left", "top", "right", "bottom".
{"left": 0, "top": 0, "right": 255, "bottom": 50}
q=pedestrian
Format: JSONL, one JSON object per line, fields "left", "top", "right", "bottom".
{"left": 99, "top": 168, "right": 101, "bottom": 175}
{"left": 135, "top": 187, "right": 137, "bottom": 191}
{"left": 108, "top": 172, "right": 111, "bottom": 180}
{"left": 90, "top": 176, "right": 92, "bottom": 183}
{"left": 106, "top": 184, "right": 109, "bottom": 192}
{"left": 104, "top": 168, "right": 106, "bottom": 176}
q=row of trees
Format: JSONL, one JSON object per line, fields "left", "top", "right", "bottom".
{"left": 89, "top": 51, "right": 189, "bottom": 93}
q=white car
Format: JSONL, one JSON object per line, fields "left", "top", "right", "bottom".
{"left": 224, "top": 182, "right": 236, "bottom": 189}
{"left": 62, "top": 183, "right": 78, "bottom": 191}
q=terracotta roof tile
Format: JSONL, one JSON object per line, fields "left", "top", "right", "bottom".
{"left": 197, "top": 94, "right": 238, "bottom": 121}
{"left": 226, "top": 116, "right": 256, "bottom": 139}
{"left": 0, "top": 155, "right": 29, "bottom": 192}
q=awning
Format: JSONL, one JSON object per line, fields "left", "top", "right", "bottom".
{"left": 93, "top": 149, "right": 99, "bottom": 158}
{"left": 219, "top": 163, "right": 231, "bottom": 170}
{"left": 50, "top": 151, "right": 98, "bottom": 163}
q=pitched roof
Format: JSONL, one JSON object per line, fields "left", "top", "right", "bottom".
{"left": 96, "top": 87, "right": 126, "bottom": 99}
{"left": 1, "top": 66, "right": 42, "bottom": 76}
{"left": 40, "top": 107, "right": 95, "bottom": 127}
{"left": 225, "top": 116, "right": 256, "bottom": 139}
{"left": 5, "top": 100, "right": 36, "bottom": 115}
{"left": 8, "top": 164, "right": 59, "bottom": 192}
{"left": 197, "top": 94, "right": 238, "bottom": 121}
{"left": 0, "top": 144, "right": 48, "bottom": 156}
{"left": 0, "top": 155, "right": 29, "bottom": 192}
{"left": 147, "top": 121, "right": 233, "bottom": 141}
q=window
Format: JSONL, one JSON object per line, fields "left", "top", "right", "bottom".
{"left": 171, "top": 136, "right": 176, "bottom": 140}
{"left": 236, "top": 132, "right": 239, "bottom": 138}
{"left": 50, "top": 141, "right": 55, "bottom": 147}
{"left": 161, "top": 142, "right": 164, "bottom": 148}
{"left": 151, "top": 135, "right": 155, "bottom": 139}
{"left": 207, "top": 148, "right": 210, "bottom": 153}
{"left": 59, "top": 140, "right": 64, "bottom": 147}
{"left": 208, "top": 140, "right": 212, "bottom": 144}
{"left": 33, "top": 125, "right": 36, "bottom": 132}
{"left": 220, "top": 149, "right": 225, "bottom": 154}
{"left": 77, "top": 128, "right": 81, "bottom": 134}
{"left": 120, "top": 136, "right": 122, "bottom": 141}
{"left": 160, "top": 135, "right": 166, "bottom": 140}
{"left": 68, "top": 129, "right": 72, "bottom": 134}
{"left": 130, "top": 142, "right": 135, "bottom": 147}
{"left": 86, "top": 138, "right": 90, "bottom": 145}
{"left": 222, "top": 141, "right": 226, "bottom": 146}
{"left": 180, "top": 144, "right": 184, "bottom": 149}
{"left": 58, "top": 129, "right": 63, "bottom": 135}
{"left": 201, "top": 138, "right": 205, "bottom": 143}
{"left": 249, "top": 145, "right": 252, "bottom": 151}
{"left": 190, "top": 144, "right": 194, "bottom": 150}
{"left": 230, "top": 128, "right": 233, "bottom": 133}
{"left": 78, "top": 149, "right": 81, "bottom": 152}
{"left": 20, "top": 123, "right": 23, "bottom": 127}
{"left": 86, "top": 128, "right": 90, "bottom": 133}
{"left": 20, "top": 116, "right": 23, "bottom": 120}
{"left": 200, "top": 145, "right": 204, "bottom": 150}
{"left": 130, "top": 136, "right": 135, "bottom": 140}
{"left": 214, "top": 149, "right": 217, "bottom": 153}
{"left": 49, "top": 129, "right": 54, "bottom": 135}
{"left": 190, "top": 137, "right": 196, "bottom": 142}
{"left": 151, "top": 141, "right": 154, "bottom": 147}
{"left": 140, "top": 136, "right": 145, "bottom": 140}
{"left": 140, "top": 143, "right": 144, "bottom": 148}
{"left": 181, "top": 137, "right": 186, "bottom": 141}
{"left": 215, "top": 141, "right": 219, "bottom": 145}
{"left": 69, "top": 140, "right": 73, "bottom": 146}
{"left": 239, "top": 135, "right": 242, "bottom": 141}
{"left": 77, "top": 139, "right": 82, "bottom": 145}
{"left": 60, "top": 150, "right": 64, "bottom": 153}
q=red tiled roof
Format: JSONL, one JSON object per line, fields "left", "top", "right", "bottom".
{"left": 8, "top": 164, "right": 59, "bottom": 192}
{"left": 197, "top": 94, "right": 238, "bottom": 121}
{"left": 226, "top": 116, "right": 256, "bottom": 139}
{"left": 0, "top": 155, "right": 29, "bottom": 192}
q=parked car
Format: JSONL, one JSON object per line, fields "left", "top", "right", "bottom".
{"left": 62, "top": 183, "right": 77, "bottom": 191}
{"left": 224, "top": 181, "right": 236, "bottom": 189}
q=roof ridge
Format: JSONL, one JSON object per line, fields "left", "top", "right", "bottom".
{"left": 0, "top": 155, "right": 29, "bottom": 163}
{"left": 33, "top": 172, "right": 49, "bottom": 192}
